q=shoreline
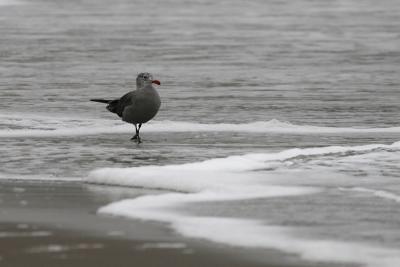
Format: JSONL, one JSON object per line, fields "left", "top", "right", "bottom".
{"left": 0, "top": 180, "right": 334, "bottom": 267}
{"left": 0, "top": 222, "right": 268, "bottom": 267}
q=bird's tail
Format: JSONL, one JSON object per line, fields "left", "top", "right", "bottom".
{"left": 90, "top": 99, "right": 113, "bottom": 104}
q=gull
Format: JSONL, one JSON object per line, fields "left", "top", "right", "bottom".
{"left": 91, "top": 72, "right": 161, "bottom": 143}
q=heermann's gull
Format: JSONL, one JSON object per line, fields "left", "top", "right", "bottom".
{"left": 91, "top": 72, "right": 161, "bottom": 143}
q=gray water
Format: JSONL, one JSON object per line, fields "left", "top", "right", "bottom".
{"left": 1, "top": 0, "right": 399, "bottom": 126}
{"left": 1, "top": 0, "right": 400, "bottom": 266}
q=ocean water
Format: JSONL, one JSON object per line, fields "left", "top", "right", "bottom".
{"left": 1, "top": 0, "right": 400, "bottom": 266}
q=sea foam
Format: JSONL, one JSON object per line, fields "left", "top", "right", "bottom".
{"left": 97, "top": 184, "right": 400, "bottom": 267}
{"left": 89, "top": 141, "right": 400, "bottom": 267}
{"left": 87, "top": 141, "right": 400, "bottom": 191}
{"left": 1, "top": 113, "right": 400, "bottom": 138}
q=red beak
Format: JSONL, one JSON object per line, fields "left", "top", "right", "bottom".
{"left": 152, "top": 80, "right": 161, "bottom": 85}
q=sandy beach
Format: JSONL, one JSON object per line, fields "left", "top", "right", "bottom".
{"left": 0, "top": 180, "right": 320, "bottom": 267}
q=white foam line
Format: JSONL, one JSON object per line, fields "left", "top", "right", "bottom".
{"left": 339, "top": 187, "right": 400, "bottom": 203}
{"left": 144, "top": 120, "right": 400, "bottom": 134}
{"left": 91, "top": 141, "right": 400, "bottom": 267}
{"left": 87, "top": 141, "right": 400, "bottom": 191}
{"left": 97, "top": 187, "right": 320, "bottom": 229}
{"left": 99, "top": 192, "right": 400, "bottom": 267}
{"left": 1, "top": 118, "right": 400, "bottom": 138}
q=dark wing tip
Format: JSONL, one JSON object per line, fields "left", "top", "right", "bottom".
{"left": 90, "top": 99, "right": 111, "bottom": 103}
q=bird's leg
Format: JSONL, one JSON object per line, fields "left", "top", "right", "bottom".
{"left": 131, "top": 124, "right": 139, "bottom": 140}
{"left": 136, "top": 123, "right": 142, "bottom": 143}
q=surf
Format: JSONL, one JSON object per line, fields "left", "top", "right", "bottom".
{"left": 87, "top": 141, "right": 400, "bottom": 267}
{"left": 1, "top": 113, "right": 400, "bottom": 138}
{"left": 86, "top": 141, "right": 400, "bottom": 191}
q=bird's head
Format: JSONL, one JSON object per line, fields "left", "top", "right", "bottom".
{"left": 136, "top": 72, "right": 161, "bottom": 89}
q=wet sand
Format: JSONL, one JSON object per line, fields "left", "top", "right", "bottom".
{"left": 1, "top": 222, "right": 307, "bottom": 267}
{"left": 0, "top": 180, "right": 328, "bottom": 267}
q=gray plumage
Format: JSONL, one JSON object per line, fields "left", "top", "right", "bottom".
{"left": 91, "top": 72, "right": 161, "bottom": 143}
